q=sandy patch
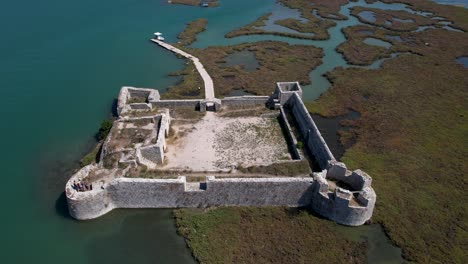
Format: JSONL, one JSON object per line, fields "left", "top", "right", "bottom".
{"left": 161, "top": 112, "right": 291, "bottom": 171}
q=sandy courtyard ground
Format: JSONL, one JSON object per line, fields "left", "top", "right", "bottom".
{"left": 160, "top": 112, "right": 291, "bottom": 171}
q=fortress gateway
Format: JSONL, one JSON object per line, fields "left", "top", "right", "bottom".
{"left": 66, "top": 82, "right": 376, "bottom": 226}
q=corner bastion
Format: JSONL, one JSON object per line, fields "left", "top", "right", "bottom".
{"left": 66, "top": 82, "right": 376, "bottom": 226}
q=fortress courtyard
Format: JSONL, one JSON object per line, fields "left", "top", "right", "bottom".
{"left": 161, "top": 108, "right": 292, "bottom": 171}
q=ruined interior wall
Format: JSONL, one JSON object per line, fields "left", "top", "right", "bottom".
{"left": 278, "top": 106, "right": 302, "bottom": 160}
{"left": 287, "top": 93, "right": 335, "bottom": 169}
{"left": 139, "top": 145, "right": 164, "bottom": 164}
{"left": 150, "top": 99, "right": 201, "bottom": 109}
{"left": 221, "top": 96, "right": 269, "bottom": 107}
{"left": 129, "top": 103, "right": 151, "bottom": 110}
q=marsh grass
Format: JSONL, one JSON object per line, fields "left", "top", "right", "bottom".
{"left": 174, "top": 207, "right": 367, "bottom": 264}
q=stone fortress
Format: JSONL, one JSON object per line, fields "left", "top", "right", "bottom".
{"left": 66, "top": 81, "right": 376, "bottom": 226}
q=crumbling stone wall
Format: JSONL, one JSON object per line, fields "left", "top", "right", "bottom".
{"left": 66, "top": 84, "right": 376, "bottom": 225}
{"left": 221, "top": 96, "right": 270, "bottom": 107}
{"left": 117, "top": 86, "right": 159, "bottom": 115}
{"left": 150, "top": 99, "right": 202, "bottom": 109}
{"left": 278, "top": 106, "right": 302, "bottom": 160}
{"left": 66, "top": 175, "right": 315, "bottom": 220}
{"left": 286, "top": 93, "right": 335, "bottom": 169}
{"left": 310, "top": 171, "right": 376, "bottom": 226}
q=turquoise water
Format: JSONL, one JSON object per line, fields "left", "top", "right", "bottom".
{"left": 3, "top": 0, "right": 464, "bottom": 262}
{"left": 358, "top": 11, "right": 377, "bottom": 22}
{"left": 255, "top": 2, "right": 315, "bottom": 36}
{"left": 0, "top": 0, "right": 274, "bottom": 263}
{"left": 364, "top": 37, "right": 393, "bottom": 48}
{"left": 456, "top": 56, "right": 468, "bottom": 67}
{"left": 432, "top": 0, "right": 468, "bottom": 7}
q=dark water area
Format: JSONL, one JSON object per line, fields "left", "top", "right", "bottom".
{"left": 311, "top": 111, "right": 360, "bottom": 160}
{"left": 456, "top": 56, "right": 468, "bottom": 67}
{"left": 358, "top": 11, "right": 377, "bottom": 23}
{"left": 358, "top": 30, "right": 374, "bottom": 35}
{"left": 443, "top": 25, "right": 465, "bottom": 32}
{"left": 431, "top": 0, "right": 468, "bottom": 8}
{"left": 221, "top": 50, "right": 260, "bottom": 71}
{"left": 363, "top": 37, "right": 392, "bottom": 48}
{"left": 393, "top": 17, "right": 414, "bottom": 23}
{"left": 336, "top": 224, "right": 405, "bottom": 264}
{"left": 255, "top": 2, "right": 315, "bottom": 36}
{"left": 385, "top": 34, "right": 403, "bottom": 42}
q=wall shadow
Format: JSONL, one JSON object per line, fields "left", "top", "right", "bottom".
{"left": 55, "top": 191, "right": 74, "bottom": 220}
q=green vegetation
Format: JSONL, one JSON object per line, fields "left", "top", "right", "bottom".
{"left": 103, "top": 152, "right": 120, "bottom": 169}
{"left": 174, "top": 207, "right": 366, "bottom": 263}
{"left": 169, "top": 106, "right": 205, "bottom": 120}
{"left": 167, "top": 21, "right": 323, "bottom": 99}
{"left": 296, "top": 140, "right": 303, "bottom": 149}
{"left": 79, "top": 143, "right": 101, "bottom": 167}
{"left": 126, "top": 167, "right": 180, "bottom": 179}
{"left": 225, "top": 0, "right": 340, "bottom": 40}
{"left": 127, "top": 97, "right": 147, "bottom": 104}
{"left": 225, "top": 13, "right": 328, "bottom": 40}
{"left": 310, "top": 4, "right": 468, "bottom": 262}
{"left": 301, "top": 0, "right": 349, "bottom": 20}
{"left": 79, "top": 119, "right": 114, "bottom": 167}
{"left": 350, "top": 6, "right": 436, "bottom": 31}
{"left": 97, "top": 119, "right": 113, "bottom": 140}
{"left": 162, "top": 60, "right": 204, "bottom": 99}
{"left": 188, "top": 41, "right": 322, "bottom": 96}
{"left": 372, "top": 0, "right": 468, "bottom": 32}
{"left": 308, "top": 44, "right": 468, "bottom": 262}
{"left": 225, "top": 0, "right": 353, "bottom": 40}
{"left": 171, "top": 1, "right": 468, "bottom": 263}
{"left": 238, "top": 159, "right": 311, "bottom": 176}
{"left": 177, "top": 18, "right": 208, "bottom": 46}
{"left": 336, "top": 25, "right": 396, "bottom": 65}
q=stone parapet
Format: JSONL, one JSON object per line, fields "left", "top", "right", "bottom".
{"left": 66, "top": 174, "right": 316, "bottom": 220}
{"left": 286, "top": 93, "right": 335, "bottom": 169}
{"left": 221, "top": 96, "right": 270, "bottom": 107}
{"left": 117, "top": 86, "right": 159, "bottom": 115}
{"left": 310, "top": 171, "right": 376, "bottom": 226}
{"left": 66, "top": 82, "right": 377, "bottom": 226}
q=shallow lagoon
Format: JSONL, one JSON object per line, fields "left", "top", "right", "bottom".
{"left": 456, "top": 56, "right": 468, "bottom": 67}
{"left": 221, "top": 50, "right": 260, "bottom": 71}
{"left": 364, "top": 37, "right": 392, "bottom": 48}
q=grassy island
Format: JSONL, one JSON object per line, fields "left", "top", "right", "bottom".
{"left": 177, "top": 18, "right": 208, "bottom": 46}
{"left": 225, "top": 0, "right": 346, "bottom": 40}
{"left": 189, "top": 41, "right": 323, "bottom": 96}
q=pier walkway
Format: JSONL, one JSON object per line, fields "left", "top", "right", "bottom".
{"left": 151, "top": 39, "right": 215, "bottom": 100}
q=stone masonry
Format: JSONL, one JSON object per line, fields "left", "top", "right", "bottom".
{"left": 66, "top": 83, "right": 376, "bottom": 226}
